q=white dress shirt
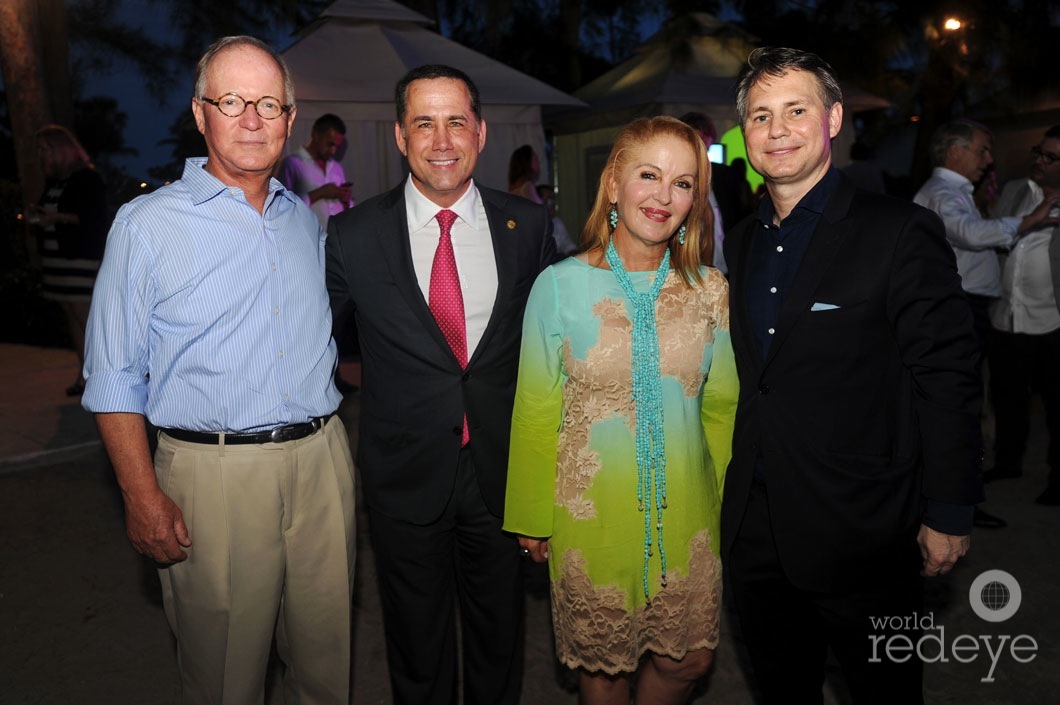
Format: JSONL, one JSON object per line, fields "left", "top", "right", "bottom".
{"left": 279, "top": 147, "right": 350, "bottom": 228}
{"left": 405, "top": 178, "right": 498, "bottom": 357}
{"left": 989, "top": 178, "right": 1060, "bottom": 334}
{"left": 913, "top": 167, "right": 1021, "bottom": 297}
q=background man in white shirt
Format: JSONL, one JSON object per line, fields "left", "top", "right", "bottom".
{"left": 987, "top": 125, "right": 1060, "bottom": 505}
{"left": 280, "top": 112, "right": 352, "bottom": 228}
{"left": 914, "top": 120, "right": 1060, "bottom": 526}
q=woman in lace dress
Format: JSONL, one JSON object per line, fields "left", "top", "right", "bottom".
{"left": 504, "top": 116, "right": 738, "bottom": 704}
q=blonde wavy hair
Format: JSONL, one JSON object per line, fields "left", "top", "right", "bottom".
{"left": 582, "top": 116, "right": 713, "bottom": 286}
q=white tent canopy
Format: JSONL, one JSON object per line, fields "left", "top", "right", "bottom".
{"left": 549, "top": 13, "right": 758, "bottom": 136}
{"left": 549, "top": 13, "right": 890, "bottom": 232}
{"left": 281, "top": 0, "right": 583, "bottom": 204}
{"left": 548, "top": 14, "right": 760, "bottom": 232}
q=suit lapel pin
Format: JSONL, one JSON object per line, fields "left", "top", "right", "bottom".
{"left": 507, "top": 219, "right": 516, "bottom": 230}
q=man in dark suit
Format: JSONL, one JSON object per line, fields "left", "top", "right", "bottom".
{"left": 325, "top": 65, "right": 555, "bottom": 705}
{"left": 721, "top": 47, "right": 984, "bottom": 704}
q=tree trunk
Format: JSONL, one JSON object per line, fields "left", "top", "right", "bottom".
{"left": 911, "top": 38, "right": 963, "bottom": 188}
{"left": 558, "top": 0, "right": 582, "bottom": 91}
{"left": 0, "top": 0, "right": 72, "bottom": 264}
{"left": 484, "top": 0, "right": 512, "bottom": 52}
{"left": 40, "top": 0, "right": 73, "bottom": 128}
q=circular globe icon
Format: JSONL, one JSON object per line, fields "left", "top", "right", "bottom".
{"left": 969, "top": 570, "right": 1021, "bottom": 622}
{"left": 980, "top": 580, "right": 1011, "bottom": 611}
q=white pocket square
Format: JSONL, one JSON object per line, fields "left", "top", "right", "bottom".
{"left": 810, "top": 302, "right": 840, "bottom": 311}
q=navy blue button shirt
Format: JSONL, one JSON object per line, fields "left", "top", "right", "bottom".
{"left": 746, "top": 168, "right": 838, "bottom": 360}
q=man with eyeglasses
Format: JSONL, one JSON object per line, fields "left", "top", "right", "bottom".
{"left": 915, "top": 119, "right": 1059, "bottom": 527}
{"left": 83, "top": 35, "right": 356, "bottom": 703}
{"left": 987, "top": 125, "right": 1060, "bottom": 505}
{"left": 915, "top": 120, "right": 1058, "bottom": 316}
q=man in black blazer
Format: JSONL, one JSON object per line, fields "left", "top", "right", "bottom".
{"left": 721, "top": 48, "right": 984, "bottom": 704}
{"left": 326, "top": 65, "right": 555, "bottom": 705}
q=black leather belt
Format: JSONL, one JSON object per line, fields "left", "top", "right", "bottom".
{"left": 161, "top": 414, "right": 333, "bottom": 445}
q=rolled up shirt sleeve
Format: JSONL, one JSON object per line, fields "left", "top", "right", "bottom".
{"left": 83, "top": 214, "right": 154, "bottom": 415}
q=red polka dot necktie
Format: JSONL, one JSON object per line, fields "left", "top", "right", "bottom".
{"left": 429, "top": 209, "right": 469, "bottom": 445}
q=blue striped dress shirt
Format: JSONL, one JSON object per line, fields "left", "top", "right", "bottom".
{"left": 83, "top": 157, "right": 341, "bottom": 433}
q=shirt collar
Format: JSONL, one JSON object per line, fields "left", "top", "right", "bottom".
{"left": 181, "top": 156, "right": 296, "bottom": 207}
{"left": 296, "top": 145, "right": 333, "bottom": 166}
{"left": 756, "top": 167, "right": 839, "bottom": 225}
{"left": 1027, "top": 177, "right": 1044, "bottom": 203}
{"left": 932, "top": 166, "right": 974, "bottom": 194}
{"left": 404, "top": 177, "right": 482, "bottom": 231}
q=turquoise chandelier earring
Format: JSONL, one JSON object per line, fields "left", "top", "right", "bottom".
{"left": 609, "top": 205, "right": 618, "bottom": 230}
{"left": 677, "top": 224, "right": 687, "bottom": 245}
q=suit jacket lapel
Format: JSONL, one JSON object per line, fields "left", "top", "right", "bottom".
{"left": 377, "top": 182, "right": 459, "bottom": 362}
{"left": 728, "top": 220, "right": 763, "bottom": 373}
{"left": 763, "top": 175, "right": 854, "bottom": 368}
{"left": 468, "top": 188, "right": 514, "bottom": 367}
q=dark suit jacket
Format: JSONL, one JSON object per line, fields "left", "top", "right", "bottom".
{"left": 326, "top": 180, "right": 556, "bottom": 524}
{"left": 721, "top": 173, "right": 985, "bottom": 592}
{"left": 711, "top": 160, "right": 754, "bottom": 234}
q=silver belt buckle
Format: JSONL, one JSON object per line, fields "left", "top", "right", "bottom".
{"left": 270, "top": 424, "right": 299, "bottom": 443}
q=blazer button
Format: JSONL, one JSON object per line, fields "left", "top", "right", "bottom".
{"left": 452, "top": 426, "right": 463, "bottom": 435}
{"left": 759, "top": 384, "right": 770, "bottom": 395}
{"left": 462, "top": 371, "right": 471, "bottom": 381}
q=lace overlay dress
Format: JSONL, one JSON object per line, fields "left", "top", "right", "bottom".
{"left": 504, "top": 257, "right": 738, "bottom": 674}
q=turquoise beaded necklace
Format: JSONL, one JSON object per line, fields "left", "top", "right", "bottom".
{"left": 604, "top": 238, "right": 671, "bottom": 599}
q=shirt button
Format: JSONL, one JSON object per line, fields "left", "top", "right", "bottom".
{"left": 272, "top": 264, "right": 278, "bottom": 270}
{"left": 770, "top": 287, "right": 777, "bottom": 294}
{"left": 776, "top": 245, "right": 784, "bottom": 252}
{"left": 768, "top": 327, "right": 775, "bottom": 335}
{"left": 274, "top": 307, "right": 280, "bottom": 314}
{"left": 278, "top": 351, "right": 285, "bottom": 357}
{"left": 759, "top": 384, "right": 770, "bottom": 395}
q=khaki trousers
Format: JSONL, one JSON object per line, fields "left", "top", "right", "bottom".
{"left": 154, "top": 416, "right": 356, "bottom": 705}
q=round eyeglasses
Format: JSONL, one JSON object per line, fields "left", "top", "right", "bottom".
{"left": 1032, "top": 146, "right": 1060, "bottom": 166}
{"left": 201, "top": 93, "right": 291, "bottom": 120}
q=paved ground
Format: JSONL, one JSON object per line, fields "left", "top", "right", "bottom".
{"left": 1, "top": 343, "right": 1057, "bottom": 703}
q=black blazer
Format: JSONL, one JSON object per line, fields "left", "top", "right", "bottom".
{"left": 721, "top": 173, "right": 984, "bottom": 592}
{"left": 326, "top": 180, "right": 556, "bottom": 524}
{"left": 711, "top": 160, "right": 754, "bottom": 234}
